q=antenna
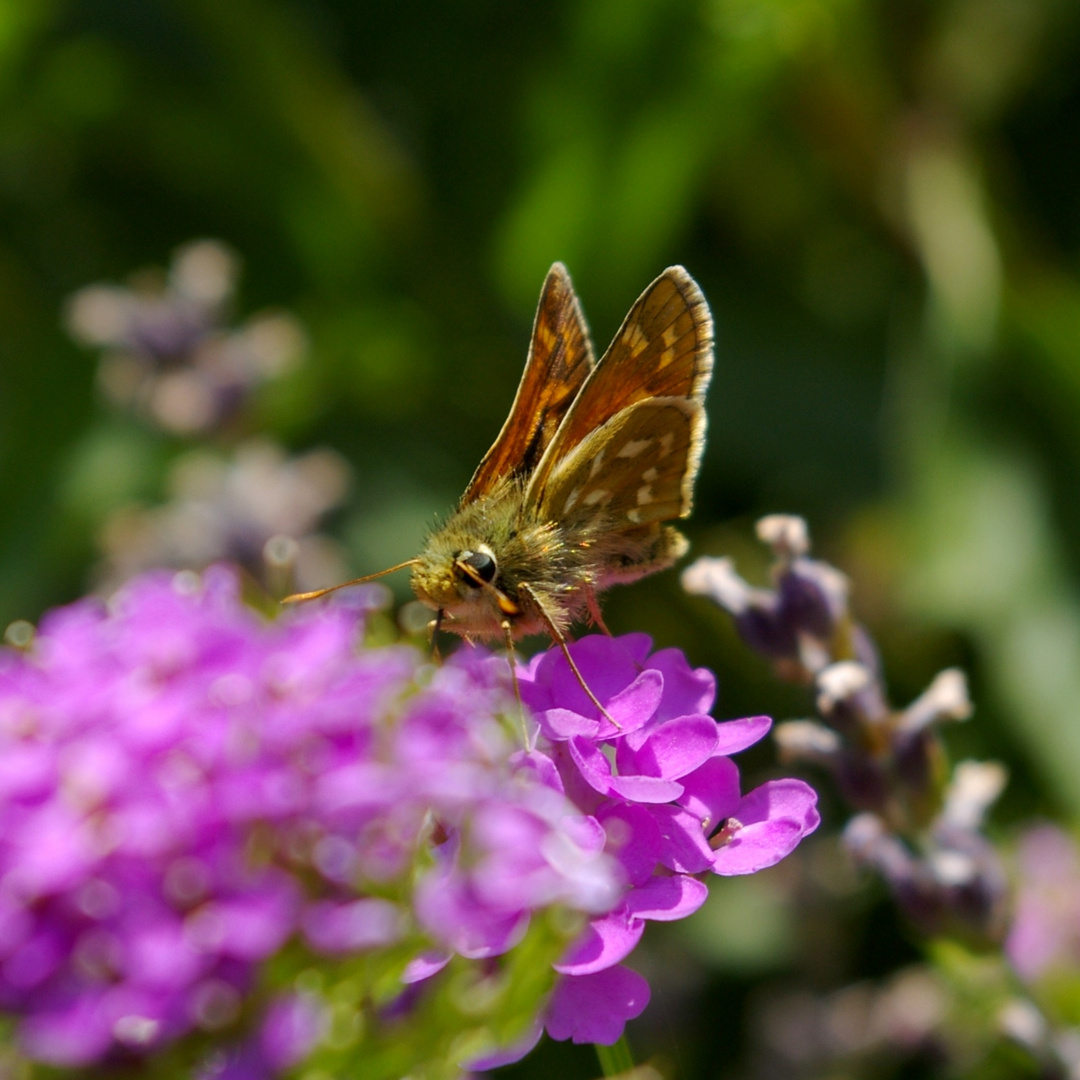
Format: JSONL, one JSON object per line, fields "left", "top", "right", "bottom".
{"left": 281, "top": 559, "right": 420, "bottom": 604}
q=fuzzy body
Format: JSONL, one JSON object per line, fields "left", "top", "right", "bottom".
{"left": 411, "top": 477, "right": 686, "bottom": 640}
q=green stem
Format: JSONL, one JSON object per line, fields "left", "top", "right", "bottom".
{"left": 595, "top": 1035, "right": 635, "bottom": 1076}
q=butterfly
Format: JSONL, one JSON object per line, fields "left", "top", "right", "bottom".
{"left": 287, "top": 264, "right": 713, "bottom": 691}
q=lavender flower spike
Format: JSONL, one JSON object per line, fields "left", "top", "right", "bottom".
{"left": 66, "top": 240, "right": 305, "bottom": 434}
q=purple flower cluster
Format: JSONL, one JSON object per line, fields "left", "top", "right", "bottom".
{"left": 98, "top": 439, "right": 351, "bottom": 595}
{"left": 514, "top": 634, "right": 820, "bottom": 1049}
{"left": 0, "top": 568, "right": 817, "bottom": 1074}
{"left": 65, "top": 240, "right": 304, "bottom": 435}
{"left": 684, "top": 515, "right": 1008, "bottom": 945}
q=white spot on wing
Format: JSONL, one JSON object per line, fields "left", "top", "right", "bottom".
{"left": 583, "top": 489, "right": 610, "bottom": 507}
{"left": 658, "top": 433, "right": 675, "bottom": 457}
{"left": 663, "top": 325, "right": 679, "bottom": 347}
{"left": 589, "top": 449, "right": 606, "bottom": 479}
{"left": 642, "top": 467, "right": 658, "bottom": 482}
{"left": 637, "top": 485, "right": 654, "bottom": 505}
{"left": 564, "top": 487, "right": 581, "bottom": 513}
{"left": 617, "top": 439, "right": 651, "bottom": 459}
{"left": 624, "top": 323, "right": 647, "bottom": 356}
{"left": 627, "top": 508, "right": 642, "bottom": 524}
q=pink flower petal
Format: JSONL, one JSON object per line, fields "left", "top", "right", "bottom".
{"left": 18, "top": 994, "right": 115, "bottom": 1067}
{"left": 567, "top": 736, "right": 615, "bottom": 795}
{"left": 401, "top": 950, "right": 451, "bottom": 984}
{"left": 625, "top": 874, "right": 708, "bottom": 921}
{"left": 567, "top": 736, "right": 684, "bottom": 801}
{"left": 260, "top": 992, "right": 326, "bottom": 1069}
{"left": 677, "top": 756, "right": 741, "bottom": 828}
{"left": 619, "top": 715, "right": 719, "bottom": 779}
{"left": 545, "top": 966, "right": 650, "bottom": 1045}
{"left": 555, "top": 907, "right": 644, "bottom": 974}
{"left": 646, "top": 647, "right": 716, "bottom": 719}
{"left": 541, "top": 708, "right": 600, "bottom": 739}
{"left": 738, "top": 778, "right": 821, "bottom": 831}
{"left": 713, "top": 714, "right": 772, "bottom": 755}
{"left": 604, "top": 670, "right": 664, "bottom": 733}
{"left": 301, "top": 898, "right": 405, "bottom": 953}
{"left": 648, "top": 805, "right": 716, "bottom": 873}
{"left": 712, "top": 818, "right": 805, "bottom": 875}
{"left": 608, "top": 774, "right": 685, "bottom": 802}
{"left": 549, "top": 638, "right": 646, "bottom": 713}
{"left": 466, "top": 1020, "right": 544, "bottom": 1069}
{"left": 599, "top": 804, "right": 663, "bottom": 886}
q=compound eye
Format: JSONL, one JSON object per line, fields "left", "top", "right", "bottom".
{"left": 459, "top": 548, "right": 497, "bottom": 588}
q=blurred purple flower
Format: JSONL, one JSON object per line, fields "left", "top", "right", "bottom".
{"left": 1007, "top": 824, "right": 1080, "bottom": 984}
{"left": 0, "top": 570, "right": 617, "bottom": 1071}
{"left": 681, "top": 515, "right": 854, "bottom": 679}
{"left": 97, "top": 439, "right": 350, "bottom": 594}
{"left": 66, "top": 240, "right": 304, "bottom": 435}
{"left": 0, "top": 572, "right": 818, "bottom": 1074}
{"left": 844, "top": 761, "right": 1008, "bottom": 943}
{"left": 686, "top": 514, "right": 1007, "bottom": 947}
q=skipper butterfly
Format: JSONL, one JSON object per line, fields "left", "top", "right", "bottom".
{"left": 288, "top": 264, "right": 713, "bottom": 677}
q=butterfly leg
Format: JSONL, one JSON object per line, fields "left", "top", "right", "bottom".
{"left": 501, "top": 619, "right": 532, "bottom": 746}
{"left": 584, "top": 583, "right": 649, "bottom": 675}
{"left": 584, "top": 585, "right": 615, "bottom": 637}
{"left": 430, "top": 609, "right": 444, "bottom": 663}
{"left": 519, "top": 583, "right": 620, "bottom": 730}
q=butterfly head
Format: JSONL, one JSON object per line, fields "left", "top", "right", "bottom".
{"left": 411, "top": 539, "right": 522, "bottom": 631}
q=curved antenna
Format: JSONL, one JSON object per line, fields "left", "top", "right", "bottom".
{"left": 281, "top": 559, "right": 420, "bottom": 604}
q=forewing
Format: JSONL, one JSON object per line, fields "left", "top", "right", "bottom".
{"left": 538, "top": 397, "right": 706, "bottom": 528}
{"left": 526, "top": 266, "right": 712, "bottom": 507}
{"left": 462, "top": 263, "right": 595, "bottom": 503}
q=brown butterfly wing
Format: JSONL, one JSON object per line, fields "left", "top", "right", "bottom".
{"left": 462, "top": 263, "right": 595, "bottom": 504}
{"left": 538, "top": 397, "right": 706, "bottom": 527}
{"left": 526, "top": 266, "right": 712, "bottom": 510}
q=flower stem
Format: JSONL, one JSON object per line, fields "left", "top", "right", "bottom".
{"left": 595, "top": 1036, "right": 635, "bottom": 1076}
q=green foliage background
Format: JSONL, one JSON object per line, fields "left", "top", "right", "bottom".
{"left": 2, "top": 0, "right": 1080, "bottom": 1075}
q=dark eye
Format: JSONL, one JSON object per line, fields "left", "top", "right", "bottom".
{"left": 459, "top": 549, "right": 497, "bottom": 587}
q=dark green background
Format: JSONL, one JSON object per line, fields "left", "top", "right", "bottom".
{"left": 2, "top": 1, "right": 1080, "bottom": 1076}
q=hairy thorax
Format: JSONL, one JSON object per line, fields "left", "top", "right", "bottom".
{"left": 410, "top": 480, "right": 595, "bottom": 640}
{"left": 410, "top": 477, "right": 687, "bottom": 641}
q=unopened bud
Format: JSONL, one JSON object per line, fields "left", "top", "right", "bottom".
{"left": 681, "top": 556, "right": 754, "bottom": 614}
{"left": 264, "top": 534, "right": 300, "bottom": 569}
{"left": 777, "top": 559, "right": 849, "bottom": 640}
{"left": 941, "top": 760, "right": 1007, "bottom": 832}
{"left": 4, "top": 620, "right": 34, "bottom": 649}
{"left": 897, "top": 669, "right": 973, "bottom": 733}
{"left": 756, "top": 515, "right": 810, "bottom": 559}
{"left": 774, "top": 720, "right": 842, "bottom": 762}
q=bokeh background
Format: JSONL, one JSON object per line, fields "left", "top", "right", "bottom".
{"left": 3, "top": 0, "right": 1080, "bottom": 1076}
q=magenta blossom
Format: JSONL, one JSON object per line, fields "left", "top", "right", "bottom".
{"left": 514, "top": 633, "right": 820, "bottom": 1046}
{"left": 0, "top": 569, "right": 817, "bottom": 1075}
{"left": 0, "top": 570, "right": 616, "bottom": 1072}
